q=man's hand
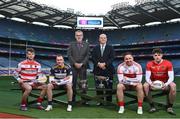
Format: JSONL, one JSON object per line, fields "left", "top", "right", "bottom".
{"left": 74, "top": 63, "right": 83, "bottom": 69}
{"left": 149, "top": 82, "right": 153, "bottom": 87}
{"left": 132, "top": 83, "right": 138, "bottom": 86}
{"left": 64, "top": 76, "right": 70, "bottom": 80}
{"left": 51, "top": 80, "right": 56, "bottom": 84}
{"left": 18, "top": 79, "right": 24, "bottom": 84}
{"left": 97, "top": 62, "right": 106, "bottom": 69}
{"left": 162, "top": 83, "right": 167, "bottom": 90}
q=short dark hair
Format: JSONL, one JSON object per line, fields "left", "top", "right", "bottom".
{"left": 123, "top": 52, "right": 133, "bottom": 58}
{"left": 26, "top": 48, "right": 35, "bottom": 54}
{"left": 152, "top": 48, "right": 163, "bottom": 54}
{"left": 56, "top": 54, "right": 63, "bottom": 58}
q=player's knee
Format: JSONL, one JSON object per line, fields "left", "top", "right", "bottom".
{"left": 26, "top": 86, "right": 32, "bottom": 93}
{"left": 143, "top": 83, "right": 149, "bottom": 89}
{"left": 169, "top": 83, "right": 176, "bottom": 95}
{"left": 170, "top": 82, "right": 176, "bottom": 88}
{"left": 42, "top": 85, "right": 47, "bottom": 90}
{"left": 117, "top": 83, "right": 124, "bottom": 91}
{"left": 47, "top": 83, "right": 53, "bottom": 90}
{"left": 136, "top": 83, "right": 143, "bottom": 90}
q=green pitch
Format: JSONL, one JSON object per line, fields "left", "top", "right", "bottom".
{"left": 0, "top": 75, "right": 179, "bottom": 118}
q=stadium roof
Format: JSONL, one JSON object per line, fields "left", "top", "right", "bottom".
{"left": 0, "top": 0, "right": 180, "bottom": 29}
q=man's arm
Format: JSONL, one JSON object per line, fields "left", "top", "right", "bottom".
{"left": 65, "top": 65, "right": 73, "bottom": 80}
{"left": 49, "top": 68, "right": 55, "bottom": 83}
{"left": 136, "top": 74, "right": 143, "bottom": 83}
{"left": 164, "top": 62, "right": 174, "bottom": 86}
{"left": 105, "top": 46, "right": 115, "bottom": 67}
{"left": 91, "top": 46, "right": 98, "bottom": 66}
{"left": 117, "top": 73, "right": 124, "bottom": 83}
{"left": 145, "top": 71, "right": 152, "bottom": 84}
{"left": 82, "top": 42, "right": 90, "bottom": 66}
{"left": 136, "top": 64, "right": 143, "bottom": 83}
{"left": 165, "top": 71, "right": 174, "bottom": 86}
{"left": 117, "top": 65, "right": 124, "bottom": 83}
{"left": 14, "top": 63, "right": 21, "bottom": 81}
{"left": 145, "top": 62, "right": 153, "bottom": 84}
{"left": 67, "top": 43, "right": 76, "bottom": 66}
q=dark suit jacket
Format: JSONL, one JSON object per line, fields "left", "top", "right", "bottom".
{"left": 92, "top": 44, "right": 115, "bottom": 77}
{"left": 68, "top": 41, "right": 90, "bottom": 68}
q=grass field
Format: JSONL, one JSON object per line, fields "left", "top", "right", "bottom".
{"left": 0, "top": 75, "right": 180, "bottom": 118}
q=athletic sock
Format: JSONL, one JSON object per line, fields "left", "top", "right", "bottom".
{"left": 138, "top": 101, "right": 143, "bottom": 107}
{"left": 168, "top": 103, "right": 173, "bottom": 108}
{"left": 118, "top": 101, "right": 124, "bottom": 107}
{"left": 48, "top": 101, "right": 52, "bottom": 105}
{"left": 21, "top": 99, "right": 27, "bottom": 106}
{"left": 68, "top": 101, "right": 72, "bottom": 106}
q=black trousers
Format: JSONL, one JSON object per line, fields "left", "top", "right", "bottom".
{"left": 94, "top": 75, "right": 113, "bottom": 102}
{"left": 72, "top": 67, "right": 87, "bottom": 102}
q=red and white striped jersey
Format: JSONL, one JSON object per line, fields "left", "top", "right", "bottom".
{"left": 15, "top": 59, "right": 41, "bottom": 81}
{"left": 117, "top": 61, "right": 143, "bottom": 83}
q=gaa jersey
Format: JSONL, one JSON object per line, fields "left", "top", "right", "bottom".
{"left": 146, "top": 59, "right": 173, "bottom": 83}
{"left": 117, "top": 61, "right": 143, "bottom": 82}
{"left": 50, "top": 63, "right": 72, "bottom": 80}
{"left": 15, "top": 59, "right": 41, "bottom": 81}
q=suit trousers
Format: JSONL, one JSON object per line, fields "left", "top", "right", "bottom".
{"left": 72, "top": 66, "right": 87, "bottom": 102}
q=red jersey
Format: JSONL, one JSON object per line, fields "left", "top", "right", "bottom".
{"left": 15, "top": 59, "right": 41, "bottom": 81}
{"left": 146, "top": 60, "right": 173, "bottom": 83}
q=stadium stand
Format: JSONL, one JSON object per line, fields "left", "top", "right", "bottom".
{"left": 0, "top": 0, "right": 180, "bottom": 76}
{"left": 0, "top": 19, "right": 180, "bottom": 75}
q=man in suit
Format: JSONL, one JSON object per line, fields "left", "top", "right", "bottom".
{"left": 68, "top": 30, "right": 90, "bottom": 103}
{"left": 92, "top": 33, "right": 115, "bottom": 104}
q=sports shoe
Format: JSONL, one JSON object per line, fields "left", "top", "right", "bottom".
{"left": 82, "top": 101, "right": 89, "bottom": 105}
{"left": 167, "top": 107, "right": 176, "bottom": 115}
{"left": 149, "top": 107, "right": 157, "bottom": 113}
{"left": 118, "top": 106, "right": 124, "bottom": 114}
{"left": 137, "top": 107, "right": 143, "bottom": 114}
{"left": 45, "top": 105, "right": 52, "bottom": 111}
{"left": 96, "top": 102, "right": 103, "bottom": 106}
{"left": 20, "top": 105, "right": 27, "bottom": 111}
{"left": 67, "top": 105, "right": 72, "bottom": 112}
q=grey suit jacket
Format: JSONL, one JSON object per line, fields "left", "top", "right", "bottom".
{"left": 68, "top": 41, "right": 90, "bottom": 67}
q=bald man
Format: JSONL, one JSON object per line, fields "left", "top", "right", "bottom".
{"left": 92, "top": 34, "right": 115, "bottom": 104}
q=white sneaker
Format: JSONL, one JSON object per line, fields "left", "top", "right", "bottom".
{"left": 45, "top": 105, "right": 52, "bottom": 111}
{"left": 118, "top": 106, "right": 124, "bottom": 114}
{"left": 67, "top": 105, "right": 72, "bottom": 112}
{"left": 137, "top": 107, "right": 143, "bottom": 114}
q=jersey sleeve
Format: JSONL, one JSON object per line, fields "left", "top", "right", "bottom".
{"left": 50, "top": 67, "right": 55, "bottom": 76}
{"left": 117, "top": 65, "right": 124, "bottom": 83}
{"left": 146, "top": 62, "right": 151, "bottom": 71}
{"left": 165, "top": 61, "right": 174, "bottom": 86}
{"left": 13, "top": 63, "right": 21, "bottom": 81}
{"left": 167, "top": 61, "right": 173, "bottom": 71}
{"left": 67, "top": 66, "right": 73, "bottom": 76}
{"left": 145, "top": 62, "right": 152, "bottom": 84}
{"left": 37, "top": 64, "right": 42, "bottom": 75}
{"left": 136, "top": 64, "right": 143, "bottom": 82}
{"left": 136, "top": 63, "right": 143, "bottom": 75}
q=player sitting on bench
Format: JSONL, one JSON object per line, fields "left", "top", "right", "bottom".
{"left": 45, "top": 54, "right": 73, "bottom": 112}
{"left": 14, "top": 48, "right": 47, "bottom": 111}
{"left": 117, "top": 52, "right": 144, "bottom": 114}
{"left": 143, "top": 48, "right": 176, "bottom": 115}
